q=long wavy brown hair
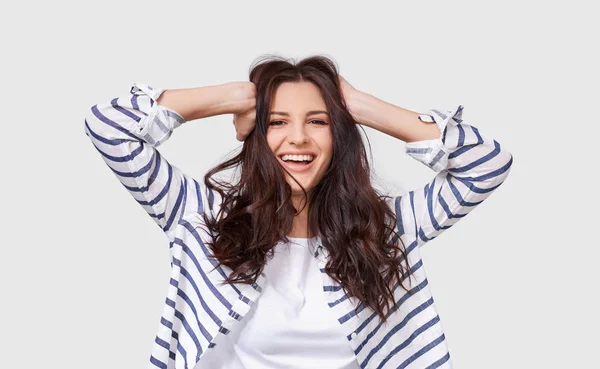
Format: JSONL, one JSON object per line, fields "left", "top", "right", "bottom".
{"left": 201, "top": 54, "right": 415, "bottom": 322}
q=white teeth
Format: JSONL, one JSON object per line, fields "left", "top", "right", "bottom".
{"left": 280, "top": 154, "right": 314, "bottom": 162}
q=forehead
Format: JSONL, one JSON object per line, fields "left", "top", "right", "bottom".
{"left": 271, "top": 81, "right": 327, "bottom": 111}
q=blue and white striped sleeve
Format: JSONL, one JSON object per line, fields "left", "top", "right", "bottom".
{"left": 394, "top": 105, "right": 513, "bottom": 249}
{"left": 83, "top": 83, "right": 210, "bottom": 241}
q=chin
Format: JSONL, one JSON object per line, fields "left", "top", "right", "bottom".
{"left": 286, "top": 177, "right": 314, "bottom": 194}
{"left": 289, "top": 182, "right": 311, "bottom": 193}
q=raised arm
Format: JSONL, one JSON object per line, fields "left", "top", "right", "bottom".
{"left": 83, "top": 81, "right": 254, "bottom": 241}
{"left": 340, "top": 77, "right": 514, "bottom": 250}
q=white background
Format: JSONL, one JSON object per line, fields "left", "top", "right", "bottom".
{"left": 1, "top": 1, "right": 598, "bottom": 368}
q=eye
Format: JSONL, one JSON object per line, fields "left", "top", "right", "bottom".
{"left": 269, "top": 120, "right": 285, "bottom": 126}
{"left": 310, "top": 119, "right": 328, "bottom": 125}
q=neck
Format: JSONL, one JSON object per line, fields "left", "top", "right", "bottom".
{"left": 288, "top": 194, "right": 313, "bottom": 238}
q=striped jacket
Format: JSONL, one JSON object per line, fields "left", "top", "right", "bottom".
{"left": 84, "top": 82, "right": 513, "bottom": 369}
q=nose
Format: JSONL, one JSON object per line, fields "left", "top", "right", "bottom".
{"left": 287, "top": 122, "right": 309, "bottom": 145}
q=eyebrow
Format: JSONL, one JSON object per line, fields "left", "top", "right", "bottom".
{"left": 269, "top": 110, "right": 329, "bottom": 116}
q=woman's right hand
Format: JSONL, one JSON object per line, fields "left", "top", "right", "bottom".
{"left": 229, "top": 81, "right": 257, "bottom": 142}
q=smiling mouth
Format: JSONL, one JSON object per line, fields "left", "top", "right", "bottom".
{"left": 278, "top": 155, "right": 316, "bottom": 172}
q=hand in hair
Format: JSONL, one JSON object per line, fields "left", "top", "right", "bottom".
{"left": 231, "top": 81, "right": 257, "bottom": 141}
{"left": 338, "top": 75, "right": 361, "bottom": 123}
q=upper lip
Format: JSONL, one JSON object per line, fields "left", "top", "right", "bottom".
{"left": 278, "top": 151, "right": 317, "bottom": 157}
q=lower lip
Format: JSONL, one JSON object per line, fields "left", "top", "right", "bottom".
{"left": 278, "top": 157, "right": 316, "bottom": 172}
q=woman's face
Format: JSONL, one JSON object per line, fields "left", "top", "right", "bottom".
{"left": 266, "top": 81, "right": 333, "bottom": 195}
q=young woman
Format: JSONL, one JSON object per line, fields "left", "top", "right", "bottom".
{"left": 84, "top": 55, "right": 513, "bottom": 369}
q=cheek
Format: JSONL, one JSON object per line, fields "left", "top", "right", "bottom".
{"left": 265, "top": 131, "right": 279, "bottom": 152}
{"left": 318, "top": 134, "right": 333, "bottom": 161}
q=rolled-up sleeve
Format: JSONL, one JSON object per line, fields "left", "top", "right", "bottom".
{"left": 394, "top": 104, "right": 514, "bottom": 250}
{"left": 84, "top": 83, "right": 211, "bottom": 241}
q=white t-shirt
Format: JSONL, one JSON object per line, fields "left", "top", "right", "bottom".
{"left": 196, "top": 236, "right": 361, "bottom": 369}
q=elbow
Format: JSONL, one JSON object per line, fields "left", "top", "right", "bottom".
{"left": 491, "top": 150, "right": 514, "bottom": 188}
{"left": 84, "top": 103, "right": 110, "bottom": 141}
{"left": 84, "top": 103, "right": 102, "bottom": 127}
{"left": 502, "top": 151, "right": 514, "bottom": 180}
{"left": 83, "top": 104, "right": 98, "bottom": 138}
{"left": 487, "top": 140, "right": 514, "bottom": 186}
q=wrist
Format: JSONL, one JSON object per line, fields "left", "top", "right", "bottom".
{"left": 348, "top": 90, "right": 377, "bottom": 126}
{"left": 223, "top": 82, "right": 256, "bottom": 114}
